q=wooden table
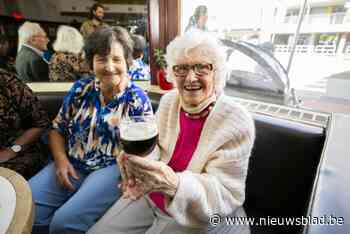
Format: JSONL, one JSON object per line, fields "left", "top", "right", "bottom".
{"left": 0, "top": 167, "right": 34, "bottom": 234}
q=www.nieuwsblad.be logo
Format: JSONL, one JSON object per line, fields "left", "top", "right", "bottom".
{"left": 210, "top": 214, "right": 344, "bottom": 227}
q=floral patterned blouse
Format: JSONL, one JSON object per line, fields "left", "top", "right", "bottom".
{"left": 0, "top": 69, "right": 49, "bottom": 147}
{"left": 52, "top": 77, "right": 152, "bottom": 173}
{"left": 128, "top": 58, "right": 151, "bottom": 81}
{"left": 49, "top": 52, "right": 91, "bottom": 82}
{"left": 0, "top": 69, "right": 50, "bottom": 178}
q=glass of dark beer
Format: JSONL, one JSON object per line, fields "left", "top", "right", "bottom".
{"left": 119, "top": 113, "right": 158, "bottom": 157}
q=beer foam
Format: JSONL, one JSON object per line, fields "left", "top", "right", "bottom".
{"left": 120, "top": 122, "right": 158, "bottom": 141}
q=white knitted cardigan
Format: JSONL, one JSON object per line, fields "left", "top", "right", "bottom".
{"left": 149, "top": 90, "right": 256, "bottom": 228}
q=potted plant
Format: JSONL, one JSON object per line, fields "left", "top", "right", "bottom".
{"left": 154, "top": 48, "right": 173, "bottom": 90}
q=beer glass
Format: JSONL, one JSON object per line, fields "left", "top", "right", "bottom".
{"left": 119, "top": 113, "right": 158, "bottom": 157}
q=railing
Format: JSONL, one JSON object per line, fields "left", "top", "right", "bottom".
{"left": 308, "top": 14, "right": 331, "bottom": 24}
{"left": 274, "top": 45, "right": 315, "bottom": 54}
{"left": 330, "top": 12, "right": 345, "bottom": 24}
{"left": 314, "top": 45, "right": 336, "bottom": 54}
{"left": 284, "top": 13, "right": 345, "bottom": 25}
{"left": 275, "top": 44, "right": 336, "bottom": 55}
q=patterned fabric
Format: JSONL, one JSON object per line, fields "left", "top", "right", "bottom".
{"left": 53, "top": 77, "right": 152, "bottom": 173}
{"left": 128, "top": 58, "right": 151, "bottom": 81}
{"left": 49, "top": 52, "right": 91, "bottom": 82}
{"left": 0, "top": 69, "right": 50, "bottom": 178}
{"left": 0, "top": 56, "right": 16, "bottom": 74}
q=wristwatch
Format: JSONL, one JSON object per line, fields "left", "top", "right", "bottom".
{"left": 10, "top": 144, "right": 22, "bottom": 153}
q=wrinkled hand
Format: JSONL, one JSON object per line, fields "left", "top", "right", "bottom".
{"left": 55, "top": 159, "right": 79, "bottom": 191}
{"left": 0, "top": 148, "right": 16, "bottom": 163}
{"left": 117, "top": 152, "right": 149, "bottom": 200}
{"left": 126, "top": 156, "right": 179, "bottom": 198}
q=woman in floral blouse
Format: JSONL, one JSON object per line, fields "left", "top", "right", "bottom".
{"left": 29, "top": 26, "right": 153, "bottom": 234}
{"left": 0, "top": 69, "right": 49, "bottom": 178}
{"left": 49, "top": 25, "right": 90, "bottom": 82}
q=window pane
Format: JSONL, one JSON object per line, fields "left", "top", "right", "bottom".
{"left": 181, "top": 0, "right": 350, "bottom": 114}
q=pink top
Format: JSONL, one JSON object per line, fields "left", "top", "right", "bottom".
{"left": 149, "top": 109, "right": 208, "bottom": 215}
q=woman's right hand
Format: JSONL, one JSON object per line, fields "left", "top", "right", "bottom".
{"left": 55, "top": 158, "right": 79, "bottom": 191}
{"left": 117, "top": 152, "right": 146, "bottom": 200}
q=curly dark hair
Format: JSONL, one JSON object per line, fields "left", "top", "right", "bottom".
{"left": 83, "top": 26, "right": 134, "bottom": 70}
{"left": 90, "top": 3, "right": 104, "bottom": 19}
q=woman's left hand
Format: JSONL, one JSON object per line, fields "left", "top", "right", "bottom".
{"left": 126, "top": 156, "right": 179, "bottom": 198}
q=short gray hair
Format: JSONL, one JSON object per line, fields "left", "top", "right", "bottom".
{"left": 165, "top": 31, "right": 227, "bottom": 94}
{"left": 18, "top": 21, "right": 45, "bottom": 52}
{"left": 53, "top": 25, "right": 84, "bottom": 54}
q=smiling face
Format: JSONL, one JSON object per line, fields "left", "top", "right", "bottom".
{"left": 93, "top": 41, "right": 128, "bottom": 93}
{"left": 174, "top": 47, "right": 215, "bottom": 107}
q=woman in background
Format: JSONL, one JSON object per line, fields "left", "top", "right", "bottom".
{"left": 185, "top": 5, "right": 209, "bottom": 32}
{"left": 128, "top": 34, "right": 150, "bottom": 81}
{"left": 49, "top": 25, "right": 90, "bottom": 81}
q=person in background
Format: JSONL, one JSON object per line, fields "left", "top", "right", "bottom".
{"left": 185, "top": 5, "right": 209, "bottom": 32}
{"left": 15, "top": 21, "right": 49, "bottom": 82}
{"left": 128, "top": 34, "right": 150, "bottom": 81}
{"left": 80, "top": 3, "right": 108, "bottom": 39}
{"left": 0, "top": 35, "right": 16, "bottom": 73}
{"left": 49, "top": 25, "right": 90, "bottom": 82}
{"left": 134, "top": 22, "right": 149, "bottom": 64}
{"left": 29, "top": 26, "right": 153, "bottom": 234}
{"left": 0, "top": 69, "right": 49, "bottom": 179}
{"left": 88, "top": 31, "right": 255, "bottom": 234}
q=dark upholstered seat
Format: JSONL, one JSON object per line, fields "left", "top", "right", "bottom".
{"left": 245, "top": 114, "right": 325, "bottom": 234}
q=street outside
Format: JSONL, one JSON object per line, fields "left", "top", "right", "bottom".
{"left": 274, "top": 53, "right": 350, "bottom": 114}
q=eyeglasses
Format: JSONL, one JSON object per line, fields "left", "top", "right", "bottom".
{"left": 172, "top": 63, "right": 213, "bottom": 76}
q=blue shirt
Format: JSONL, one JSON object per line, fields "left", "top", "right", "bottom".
{"left": 52, "top": 77, "right": 152, "bottom": 173}
{"left": 128, "top": 58, "right": 151, "bottom": 81}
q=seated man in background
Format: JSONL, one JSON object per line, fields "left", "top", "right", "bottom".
{"left": 15, "top": 21, "right": 49, "bottom": 82}
{"left": 128, "top": 34, "right": 150, "bottom": 81}
{"left": 0, "top": 68, "right": 49, "bottom": 179}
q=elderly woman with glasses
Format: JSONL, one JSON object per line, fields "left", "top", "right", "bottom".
{"left": 88, "top": 31, "right": 255, "bottom": 234}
